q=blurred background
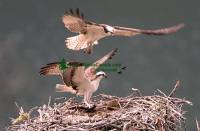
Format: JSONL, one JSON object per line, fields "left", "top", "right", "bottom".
{"left": 0, "top": 0, "right": 200, "bottom": 130}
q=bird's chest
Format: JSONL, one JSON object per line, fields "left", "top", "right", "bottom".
{"left": 85, "top": 81, "right": 97, "bottom": 92}
{"left": 86, "top": 27, "right": 108, "bottom": 40}
{"left": 76, "top": 82, "right": 95, "bottom": 95}
{"left": 90, "top": 81, "right": 100, "bottom": 92}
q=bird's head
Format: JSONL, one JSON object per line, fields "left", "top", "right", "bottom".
{"left": 96, "top": 71, "right": 107, "bottom": 78}
{"left": 102, "top": 25, "right": 114, "bottom": 35}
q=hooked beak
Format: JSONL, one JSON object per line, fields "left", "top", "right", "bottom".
{"left": 104, "top": 74, "right": 108, "bottom": 78}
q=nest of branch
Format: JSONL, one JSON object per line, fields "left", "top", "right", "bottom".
{"left": 7, "top": 81, "right": 192, "bottom": 131}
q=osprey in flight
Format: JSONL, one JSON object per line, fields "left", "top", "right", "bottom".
{"left": 40, "top": 48, "right": 117, "bottom": 108}
{"left": 62, "top": 8, "right": 184, "bottom": 54}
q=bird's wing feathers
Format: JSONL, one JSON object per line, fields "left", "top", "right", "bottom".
{"left": 62, "top": 8, "right": 100, "bottom": 34}
{"left": 72, "top": 66, "right": 89, "bottom": 86}
{"left": 85, "top": 48, "right": 118, "bottom": 79}
{"left": 112, "top": 26, "right": 141, "bottom": 36}
{"left": 65, "top": 24, "right": 103, "bottom": 51}
{"left": 62, "top": 8, "right": 87, "bottom": 33}
{"left": 65, "top": 34, "right": 87, "bottom": 50}
{"left": 39, "top": 61, "right": 82, "bottom": 76}
{"left": 113, "top": 23, "right": 184, "bottom": 36}
{"left": 40, "top": 61, "right": 87, "bottom": 90}
{"left": 62, "top": 66, "right": 89, "bottom": 88}
{"left": 40, "top": 62, "right": 62, "bottom": 76}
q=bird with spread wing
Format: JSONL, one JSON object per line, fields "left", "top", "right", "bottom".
{"left": 62, "top": 8, "right": 185, "bottom": 54}
{"left": 40, "top": 48, "right": 118, "bottom": 108}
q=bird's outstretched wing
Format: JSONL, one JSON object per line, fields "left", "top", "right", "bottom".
{"left": 65, "top": 34, "right": 87, "bottom": 50}
{"left": 113, "top": 23, "right": 185, "bottom": 36}
{"left": 65, "top": 26, "right": 103, "bottom": 51}
{"left": 85, "top": 48, "right": 118, "bottom": 79}
{"left": 71, "top": 66, "right": 89, "bottom": 87}
{"left": 62, "top": 8, "right": 98, "bottom": 34}
{"left": 61, "top": 66, "right": 89, "bottom": 89}
{"left": 63, "top": 9, "right": 105, "bottom": 53}
{"left": 40, "top": 62, "right": 62, "bottom": 76}
{"left": 40, "top": 61, "right": 86, "bottom": 89}
{"left": 62, "top": 8, "right": 87, "bottom": 33}
{"left": 39, "top": 61, "right": 83, "bottom": 76}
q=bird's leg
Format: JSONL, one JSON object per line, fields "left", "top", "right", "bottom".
{"left": 82, "top": 93, "right": 96, "bottom": 112}
{"left": 84, "top": 92, "right": 95, "bottom": 109}
{"left": 84, "top": 93, "right": 91, "bottom": 108}
{"left": 89, "top": 44, "right": 93, "bottom": 54}
{"left": 84, "top": 99, "right": 91, "bottom": 108}
{"left": 84, "top": 43, "right": 93, "bottom": 54}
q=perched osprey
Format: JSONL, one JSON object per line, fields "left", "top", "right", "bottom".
{"left": 62, "top": 8, "right": 184, "bottom": 54}
{"left": 40, "top": 49, "right": 117, "bottom": 108}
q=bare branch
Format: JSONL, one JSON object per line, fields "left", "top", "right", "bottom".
{"left": 196, "top": 119, "right": 200, "bottom": 131}
{"left": 169, "top": 80, "right": 181, "bottom": 97}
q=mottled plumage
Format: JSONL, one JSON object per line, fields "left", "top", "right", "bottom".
{"left": 62, "top": 8, "right": 184, "bottom": 54}
{"left": 40, "top": 48, "right": 118, "bottom": 108}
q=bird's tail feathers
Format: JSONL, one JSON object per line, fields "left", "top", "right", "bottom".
{"left": 65, "top": 35, "right": 87, "bottom": 50}
{"left": 56, "top": 84, "right": 76, "bottom": 94}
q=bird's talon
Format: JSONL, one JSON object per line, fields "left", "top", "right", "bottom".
{"left": 85, "top": 105, "right": 96, "bottom": 112}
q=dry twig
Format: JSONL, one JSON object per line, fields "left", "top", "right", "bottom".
{"left": 169, "top": 80, "right": 181, "bottom": 97}
{"left": 6, "top": 89, "right": 192, "bottom": 131}
{"left": 196, "top": 119, "right": 200, "bottom": 131}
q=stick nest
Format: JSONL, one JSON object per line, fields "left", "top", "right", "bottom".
{"left": 6, "top": 88, "right": 192, "bottom": 131}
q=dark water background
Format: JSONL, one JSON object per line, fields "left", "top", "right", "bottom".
{"left": 0, "top": 0, "right": 200, "bottom": 130}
